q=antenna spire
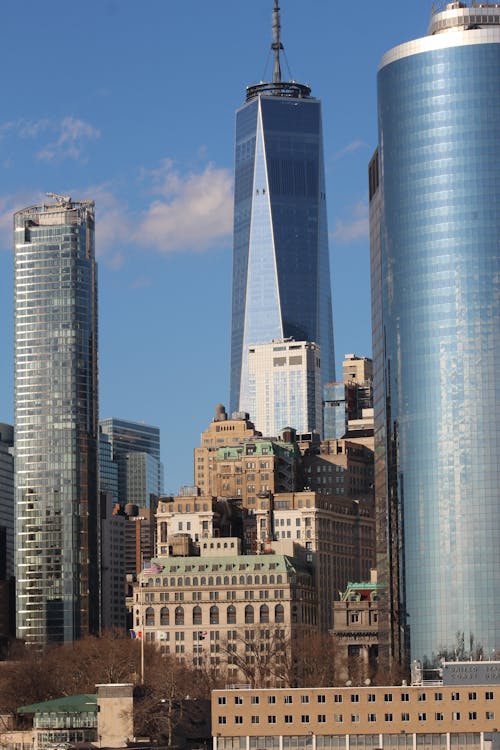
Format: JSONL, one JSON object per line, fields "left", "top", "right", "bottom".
{"left": 272, "top": 0, "right": 283, "bottom": 83}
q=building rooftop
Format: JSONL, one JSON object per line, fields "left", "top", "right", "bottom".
{"left": 141, "top": 553, "right": 308, "bottom": 577}
{"left": 18, "top": 694, "right": 97, "bottom": 715}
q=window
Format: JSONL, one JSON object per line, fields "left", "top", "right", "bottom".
{"left": 435, "top": 713, "right": 443, "bottom": 721}
{"left": 368, "top": 694, "right": 376, "bottom": 703}
{"left": 351, "top": 714, "right": 359, "bottom": 723}
{"left": 192, "top": 606, "right": 202, "bottom": 625}
{"left": 452, "top": 692, "right": 460, "bottom": 701}
{"left": 260, "top": 604, "right": 269, "bottom": 623}
{"left": 334, "top": 695, "right": 343, "bottom": 703}
{"left": 235, "top": 716, "right": 243, "bottom": 724}
{"left": 251, "top": 696, "right": 260, "bottom": 705}
{"left": 301, "top": 715, "right": 310, "bottom": 723}
{"left": 175, "top": 606, "right": 184, "bottom": 625}
{"left": 469, "top": 712, "right": 477, "bottom": 720}
{"left": 160, "top": 607, "right": 169, "bottom": 626}
{"left": 301, "top": 695, "right": 309, "bottom": 704}
{"left": 334, "top": 714, "right": 343, "bottom": 723}
{"left": 218, "top": 697, "right": 226, "bottom": 705}
{"left": 245, "top": 605, "right": 254, "bottom": 624}
{"left": 486, "top": 711, "right": 495, "bottom": 720}
{"left": 284, "top": 695, "right": 293, "bottom": 704}
{"left": 317, "top": 695, "right": 326, "bottom": 703}
{"left": 401, "top": 693, "right": 409, "bottom": 702}
{"left": 384, "top": 693, "right": 393, "bottom": 702}
{"left": 418, "top": 713, "right": 427, "bottom": 721}
{"left": 218, "top": 716, "right": 226, "bottom": 725}
{"left": 227, "top": 605, "right": 236, "bottom": 624}
{"left": 251, "top": 716, "right": 259, "bottom": 724}
{"left": 434, "top": 692, "right": 443, "bottom": 701}
{"left": 318, "top": 715, "right": 326, "bottom": 723}
{"left": 468, "top": 692, "right": 477, "bottom": 701}
{"left": 452, "top": 712, "right": 460, "bottom": 721}
{"left": 275, "top": 603, "right": 284, "bottom": 623}
{"left": 268, "top": 696, "right": 276, "bottom": 704}
{"left": 234, "top": 696, "right": 243, "bottom": 705}
{"left": 385, "top": 713, "right": 393, "bottom": 722}
{"left": 268, "top": 716, "right": 276, "bottom": 724}
{"left": 486, "top": 692, "right": 494, "bottom": 701}
{"left": 368, "top": 714, "right": 377, "bottom": 723}
{"left": 284, "top": 715, "right": 293, "bottom": 724}
{"left": 210, "top": 605, "right": 219, "bottom": 624}
{"left": 351, "top": 694, "right": 359, "bottom": 703}
{"left": 418, "top": 693, "right": 426, "bottom": 702}
{"left": 145, "top": 607, "right": 154, "bottom": 626}
{"left": 401, "top": 713, "right": 410, "bottom": 722}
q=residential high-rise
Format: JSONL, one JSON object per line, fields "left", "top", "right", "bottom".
{"left": 246, "top": 340, "right": 322, "bottom": 437}
{"left": 14, "top": 196, "right": 99, "bottom": 646}
{"left": 371, "top": 2, "right": 500, "bottom": 666}
{"left": 229, "top": 1, "right": 335, "bottom": 415}
{"left": 99, "top": 418, "right": 163, "bottom": 505}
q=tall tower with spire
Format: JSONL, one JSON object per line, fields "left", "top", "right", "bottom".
{"left": 229, "top": 1, "right": 335, "bottom": 418}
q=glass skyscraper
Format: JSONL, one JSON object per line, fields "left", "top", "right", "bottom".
{"left": 14, "top": 196, "right": 99, "bottom": 646}
{"left": 371, "top": 3, "right": 500, "bottom": 665}
{"left": 229, "top": 2, "right": 335, "bottom": 416}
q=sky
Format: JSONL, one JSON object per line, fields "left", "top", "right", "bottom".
{"left": 0, "top": 0, "right": 433, "bottom": 493}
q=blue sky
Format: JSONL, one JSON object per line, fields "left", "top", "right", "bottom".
{"left": 0, "top": 0, "right": 431, "bottom": 492}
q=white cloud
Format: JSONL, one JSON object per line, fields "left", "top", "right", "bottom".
{"left": 332, "top": 140, "right": 367, "bottom": 161}
{"left": 135, "top": 160, "right": 233, "bottom": 253}
{"left": 331, "top": 202, "right": 369, "bottom": 244}
{"left": 0, "top": 191, "right": 44, "bottom": 252}
{"left": 37, "top": 117, "right": 100, "bottom": 162}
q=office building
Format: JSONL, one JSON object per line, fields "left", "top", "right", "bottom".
{"left": 99, "top": 491, "right": 126, "bottom": 631}
{"left": 0, "top": 423, "right": 14, "bottom": 644}
{"left": 246, "top": 340, "right": 322, "bottom": 437}
{"left": 14, "top": 196, "right": 99, "bottom": 645}
{"left": 229, "top": 1, "right": 335, "bottom": 415}
{"left": 324, "top": 356, "right": 373, "bottom": 442}
{"left": 100, "top": 417, "right": 163, "bottom": 505}
{"left": 371, "top": 2, "right": 500, "bottom": 666}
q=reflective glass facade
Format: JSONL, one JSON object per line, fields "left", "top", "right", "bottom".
{"left": 373, "top": 12, "right": 500, "bottom": 662}
{"left": 230, "top": 89, "right": 335, "bottom": 416}
{"left": 14, "top": 200, "right": 99, "bottom": 646}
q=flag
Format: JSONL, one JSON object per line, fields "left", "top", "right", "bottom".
{"left": 130, "top": 629, "right": 143, "bottom": 639}
{"left": 143, "top": 560, "right": 164, "bottom": 575}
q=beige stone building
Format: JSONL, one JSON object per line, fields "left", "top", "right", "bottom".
{"left": 212, "top": 683, "right": 500, "bottom": 750}
{"left": 132, "top": 550, "right": 317, "bottom": 687}
{"left": 194, "top": 405, "right": 262, "bottom": 496}
{"left": 332, "top": 571, "right": 381, "bottom": 684}
{"left": 302, "top": 439, "right": 374, "bottom": 499}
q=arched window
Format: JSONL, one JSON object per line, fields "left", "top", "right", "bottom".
{"left": 210, "top": 605, "right": 219, "bottom": 625}
{"left": 208, "top": 576, "right": 214, "bottom": 586}
{"left": 160, "top": 607, "right": 169, "bottom": 626}
{"left": 224, "top": 576, "right": 229, "bottom": 585}
{"left": 175, "top": 606, "right": 184, "bottom": 625}
{"left": 292, "top": 605, "right": 298, "bottom": 624}
{"left": 147, "top": 578, "right": 153, "bottom": 587}
{"left": 275, "top": 604, "right": 284, "bottom": 624}
{"left": 245, "top": 605, "right": 254, "bottom": 624}
{"left": 227, "top": 605, "right": 236, "bottom": 625}
{"left": 277, "top": 575, "right": 282, "bottom": 584}
{"left": 145, "top": 607, "right": 155, "bottom": 626}
{"left": 269, "top": 575, "right": 275, "bottom": 584}
{"left": 177, "top": 577, "right": 183, "bottom": 586}
{"left": 155, "top": 577, "right": 161, "bottom": 586}
{"left": 239, "top": 576, "right": 245, "bottom": 585}
{"left": 262, "top": 575, "right": 267, "bottom": 584}
{"left": 170, "top": 577, "right": 176, "bottom": 587}
{"left": 260, "top": 604, "right": 269, "bottom": 624}
{"left": 193, "top": 606, "right": 202, "bottom": 625}
{"left": 201, "top": 577, "right": 206, "bottom": 586}
{"left": 162, "top": 578, "right": 168, "bottom": 587}
{"left": 255, "top": 575, "right": 260, "bottom": 585}
{"left": 193, "top": 577, "right": 199, "bottom": 586}
{"left": 247, "top": 575, "right": 252, "bottom": 584}
{"left": 231, "top": 576, "right": 237, "bottom": 585}
{"left": 185, "top": 577, "right": 190, "bottom": 586}
{"left": 216, "top": 576, "right": 222, "bottom": 585}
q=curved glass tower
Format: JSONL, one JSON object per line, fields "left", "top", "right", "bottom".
{"left": 373, "top": 2, "right": 500, "bottom": 664}
{"left": 14, "top": 196, "right": 99, "bottom": 646}
{"left": 229, "top": 1, "right": 335, "bottom": 416}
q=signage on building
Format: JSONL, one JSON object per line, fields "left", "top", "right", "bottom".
{"left": 443, "top": 661, "right": 500, "bottom": 686}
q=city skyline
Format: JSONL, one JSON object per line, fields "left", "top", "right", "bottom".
{"left": 0, "top": 1, "right": 435, "bottom": 492}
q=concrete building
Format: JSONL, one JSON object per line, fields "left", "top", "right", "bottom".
{"left": 14, "top": 196, "right": 99, "bottom": 646}
{"left": 0, "top": 423, "right": 14, "bottom": 645}
{"left": 245, "top": 340, "right": 322, "bottom": 438}
{"left": 100, "top": 492, "right": 127, "bottom": 631}
{"left": 212, "top": 680, "right": 500, "bottom": 750}
{"left": 229, "top": 1, "right": 335, "bottom": 415}
{"left": 302, "top": 439, "right": 374, "bottom": 500}
{"left": 371, "top": 1, "right": 500, "bottom": 666}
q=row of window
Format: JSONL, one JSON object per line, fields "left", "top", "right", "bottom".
{"left": 218, "top": 692, "right": 495, "bottom": 706}
{"left": 217, "top": 711, "right": 495, "bottom": 725}
{"left": 144, "top": 603, "right": 285, "bottom": 626}
{"left": 144, "top": 574, "right": 285, "bottom": 587}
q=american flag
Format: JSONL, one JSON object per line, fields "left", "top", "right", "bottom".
{"left": 143, "top": 560, "right": 164, "bottom": 575}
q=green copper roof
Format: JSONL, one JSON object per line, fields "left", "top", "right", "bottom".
{"left": 340, "top": 580, "right": 385, "bottom": 602}
{"left": 142, "top": 553, "right": 308, "bottom": 577}
{"left": 18, "top": 694, "right": 97, "bottom": 715}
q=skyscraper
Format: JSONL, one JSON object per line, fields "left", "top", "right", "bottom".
{"left": 229, "top": 0, "right": 335, "bottom": 416}
{"left": 246, "top": 339, "right": 322, "bottom": 437}
{"left": 14, "top": 195, "right": 99, "bottom": 646}
{"left": 99, "top": 417, "right": 164, "bottom": 505}
{"left": 371, "top": 2, "right": 500, "bottom": 665}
